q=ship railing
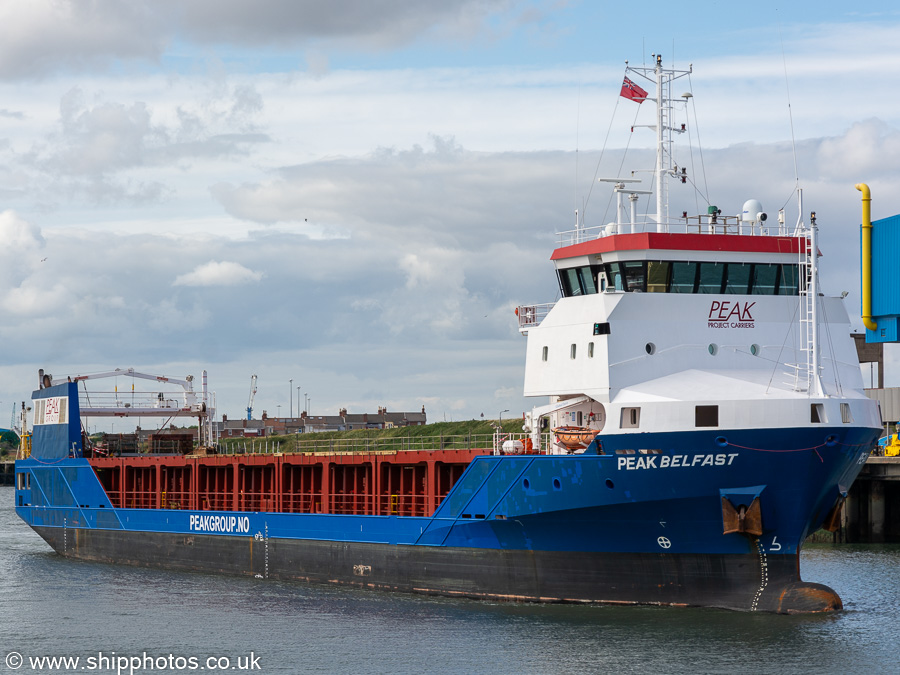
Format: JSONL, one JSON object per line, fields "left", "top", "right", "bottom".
{"left": 198, "top": 494, "right": 229, "bottom": 511}
{"left": 376, "top": 493, "right": 430, "bottom": 517}
{"left": 216, "top": 433, "right": 553, "bottom": 456}
{"left": 160, "top": 490, "right": 191, "bottom": 510}
{"left": 103, "top": 490, "right": 455, "bottom": 516}
{"left": 102, "top": 489, "right": 194, "bottom": 510}
{"left": 491, "top": 431, "right": 544, "bottom": 455}
{"left": 556, "top": 214, "right": 791, "bottom": 247}
{"left": 237, "top": 494, "right": 277, "bottom": 512}
{"left": 516, "top": 303, "right": 554, "bottom": 332}
{"left": 326, "top": 494, "right": 432, "bottom": 517}
{"left": 104, "top": 491, "right": 457, "bottom": 516}
{"left": 280, "top": 494, "right": 322, "bottom": 514}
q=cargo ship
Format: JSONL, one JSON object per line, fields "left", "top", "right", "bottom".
{"left": 14, "top": 58, "right": 881, "bottom": 612}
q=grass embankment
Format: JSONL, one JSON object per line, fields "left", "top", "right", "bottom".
{"left": 217, "top": 419, "right": 522, "bottom": 455}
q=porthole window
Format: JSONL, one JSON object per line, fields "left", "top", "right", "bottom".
{"left": 588, "top": 342, "right": 594, "bottom": 358}
{"left": 750, "top": 344, "right": 760, "bottom": 356}
{"left": 645, "top": 342, "right": 656, "bottom": 355}
{"left": 708, "top": 343, "right": 718, "bottom": 356}
{"left": 542, "top": 346, "right": 548, "bottom": 362}
{"left": 570, "top": 343, "right": 577, "bottom": 359}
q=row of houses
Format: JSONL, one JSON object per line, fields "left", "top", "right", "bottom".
{"left": 218, "top": 406, "right": 428, "bottom": 438}
{"left": 122, "top": 407, "right": 428, "bottom": 446}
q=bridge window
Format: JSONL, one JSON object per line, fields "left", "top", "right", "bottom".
{"left": 752, "top": 264, "right": 779, "bottom": 295}
{"left": 560, "top": 265, "right": 600, "bottom": 297}
{"left": 606, "top": 263, "right": 624, "bottom": 291}
{"left": 779, "top": 264, "right": 800, "bottom": 295}
{"left": 622, "top": 261, "right": 646, "bottom": 292}
{"left": 670, "top": 262, "right": 698, "bottom": 293}
{"left": 698, "top": 262, "right": 725, "bottom": 294}
{"left": 724, "top": 264, "right": 752, "bottom": 294}
{"left": 573, "top": 261, "right": 799, "bottom": 296}
{"left": 647, "top": 261, "right": 669, "bottom": 293}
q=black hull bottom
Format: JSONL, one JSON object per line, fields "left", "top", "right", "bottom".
{"left": 33, "top": 526, "right": 840, "bottom": 614}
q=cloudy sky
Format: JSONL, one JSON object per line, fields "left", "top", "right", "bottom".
{"left": 1, "top": 0, "right": 900, "bottom": 430}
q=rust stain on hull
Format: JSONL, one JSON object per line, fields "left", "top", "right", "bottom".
{"left": 776, "top": 582, "right": 843, "bottom": 614}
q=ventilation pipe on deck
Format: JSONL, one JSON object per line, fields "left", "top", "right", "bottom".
{"left": 856, "top": 183, "right": 877, "bottom": 331}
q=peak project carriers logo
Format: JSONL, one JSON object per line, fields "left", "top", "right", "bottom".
{"left": 708, "top": 301, "right": 755, "bottom": 328}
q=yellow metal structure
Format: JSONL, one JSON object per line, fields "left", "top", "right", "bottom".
{"left": 856, "top": 183, "right": 877, "bottom": 331}
{"left": 16, "top": 432, "right": 32, "bottom": 460}
{"left": 884, "top": 434, "right": 900, "bottom": 457}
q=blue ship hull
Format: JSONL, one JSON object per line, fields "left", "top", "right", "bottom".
{"left": 13, "top": 386, "right": 878, "bottom": 613}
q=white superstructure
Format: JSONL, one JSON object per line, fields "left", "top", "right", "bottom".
{"left": 517, "top": 57, "right": 880, "bottom": 453}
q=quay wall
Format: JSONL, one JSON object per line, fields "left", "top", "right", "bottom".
{"left": 811, "top": 457, "right": 900, "bottom": 544}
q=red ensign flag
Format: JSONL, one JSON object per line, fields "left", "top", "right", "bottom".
{"left": 620, "top": 77, "right": 648, "bottom": 103}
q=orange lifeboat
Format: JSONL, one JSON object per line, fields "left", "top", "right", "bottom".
{"left": 552, "top": 426, "right": 597, "bottom": 450}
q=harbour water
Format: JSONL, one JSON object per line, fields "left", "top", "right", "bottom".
{"left": 1, "top": 485, "right": 898, "bottom": 675}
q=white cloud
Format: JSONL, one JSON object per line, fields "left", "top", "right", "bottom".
{"left": 174, "top": 260, "right": 263, "bottom": 286}
{"left": 0, "top": 209, "right": 44, "bottom": 252}
{"left": 0, "top": 1, "right": 165, "bottom": 79}
{"left": 0, "top": 0, "right": 523, "bottom": 79}
{"left": 0, "top": 210, "right": 46, "bottom": 293}
{"left": 816, "top": 119, "right": 900, "bottom": 178}
{"left": 170, "top": 0, "right": 514, "bottom": 47}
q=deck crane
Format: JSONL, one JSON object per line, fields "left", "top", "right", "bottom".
{"left": 37, "top": 366, "right": 214, "bottom": 448}
{"left": 247, "top": 374, "right": 258, "bottom": 420}
{"left": 46, "top": 367, "right": 202, "bottom": 413}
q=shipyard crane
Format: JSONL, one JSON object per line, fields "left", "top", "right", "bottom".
{"left": 247, "top": 374, "right": 258, "bottom": 420}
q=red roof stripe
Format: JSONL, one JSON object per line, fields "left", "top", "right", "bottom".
{"left": 550, "top": 232, "right": 806, "bottom": 260}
